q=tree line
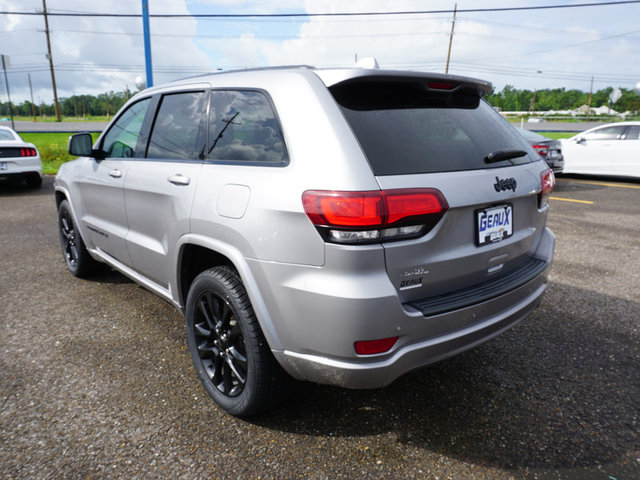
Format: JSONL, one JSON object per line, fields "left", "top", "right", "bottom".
{"left": 2, "top": 85, "right": 640, "bottom": 119}
{"left": 1, "top": 89, "right": 134, "bottom": 119}
{"left": 485, "top": 85, "right": 640, "bottom": 113}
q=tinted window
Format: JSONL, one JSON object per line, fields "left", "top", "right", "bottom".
{"left": 147, "top": 91, "right": 206, "bottom": 160}
{"left": 583, "top": 126, "right": 626, "bottom": 141}
{"left": 207, "top": 90, "right": 287, "bottom": 165}
{"left": 331, "top": 79, "right": 534, "bottom": 175}
{"left": 102, "top": 98, "right": 151, "bottom": 158}
{"left": 625, "top": 126, "right": 640, "bottom": 140}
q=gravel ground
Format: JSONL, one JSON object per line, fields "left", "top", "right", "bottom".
{"left": 1, "top": 175, "right": 638, "bottom": 479}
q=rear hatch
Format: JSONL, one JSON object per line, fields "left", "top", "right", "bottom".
{"left": 325, "top": 73, "right": 551, "bottom": 311}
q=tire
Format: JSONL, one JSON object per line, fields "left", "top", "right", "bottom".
{"left": 185, "top": 267, "right": 290, "bottom": 416}
{"left": 25, "top": 173, "right": 42, "bottom": 188}
{"left": 57, "top": 199, "right": 102, "bottom": 277}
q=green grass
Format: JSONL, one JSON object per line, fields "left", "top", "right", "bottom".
{"left": 20, "top": 132, "right": 101, "bottom": 175}
{"left": 537, "top": 132, "right": 575, "bottom": 140}
{"left": 10, "top": 115, "right": 111, "bottom": 122}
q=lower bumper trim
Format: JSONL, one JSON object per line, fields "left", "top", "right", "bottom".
{"left": 408, "top": 257, "right": 547, "bottom": 316}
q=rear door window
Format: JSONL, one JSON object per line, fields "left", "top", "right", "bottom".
{"left": 330, "top": 78, "right": 534, "bottom": 176}
{"left": 624, "top": 126, "right": 640, "bottom": 140}
{"left": 207, "top": 90, "right": 288, "bottom": 165}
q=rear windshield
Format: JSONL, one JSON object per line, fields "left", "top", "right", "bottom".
{"left": 330, "top": 79, "right": 535, "bottom": 176}
{"left": 0, "top": 130, "right": 17, "bottom": 141}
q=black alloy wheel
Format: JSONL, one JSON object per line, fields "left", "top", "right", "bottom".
{"left": 59, "top": 206, "right": 79, "bottom": 269}
{"left": 57, "top": 199, "right": 102, "bottom": 277}
{"left": 185, "top": 267, "right": 290, "bottom": 416}
{"left": 193, "top": 290, "right": 248, "bottom": 397}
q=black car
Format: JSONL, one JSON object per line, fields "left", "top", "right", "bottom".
{"left": 515, "top": 127, "right": 564, "bottom": 173}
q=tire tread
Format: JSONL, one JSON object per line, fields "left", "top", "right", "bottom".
{"left": 187, "top": 267, "right": 291, "bottom": 416}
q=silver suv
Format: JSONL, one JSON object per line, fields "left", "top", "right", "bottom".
{"left": 55, "top": 66, "right": 555, "bottom": 416}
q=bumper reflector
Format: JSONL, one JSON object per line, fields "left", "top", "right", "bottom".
{"left": 354, "top": 336, "right": 399, "bottom": 355}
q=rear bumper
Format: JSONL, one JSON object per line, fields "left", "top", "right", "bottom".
{"left": 251, "top": 227, "right": 555, "bottom": 389}
{"left": 545, "top": 159, "right": 564, "bottom": 173}
{"left": 274, "top": 273, "right": 546, "bottom": 388}
{"left": 0, "top": 157, "right": 42, "bottom": 180}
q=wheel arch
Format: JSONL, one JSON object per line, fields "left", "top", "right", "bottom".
{"left": 176, "top": 235, "right": 283, "bottom": 351}
{"left": 54, "top": 187, "right": 68, "bottom": 208}
{"left": 179, "top": 243, "right": 235, "bottom": 306}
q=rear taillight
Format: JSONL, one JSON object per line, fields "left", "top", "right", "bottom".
{"left": 539, "top": 169, "right": 555, "bottom": 208}
{"left": 20, "top": 148, "right": 37, "bottom": 157}
{"left": 302, "top": 188, "right": 448, "bottom": 244}
{"left": 532, "top": 144, "right": 549, "bottom": 157}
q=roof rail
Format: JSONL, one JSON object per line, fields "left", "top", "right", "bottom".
{"left": 178, "top": 65, "right": 316, "bottom": 81}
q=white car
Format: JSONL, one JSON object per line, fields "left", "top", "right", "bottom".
{"left": 0, "top": 126, "right": 42, "bottom": 188}
{"left": 560, "top": 121, "right": 640, "bottom": 179}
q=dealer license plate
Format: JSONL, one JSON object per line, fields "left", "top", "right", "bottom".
{"left": 0, "top": 162, "right": 7, "bottom": 170}
{"left": 476, "top": 204, "right": 513, "bottom": 246}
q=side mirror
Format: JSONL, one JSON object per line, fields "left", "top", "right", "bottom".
{"left": 68, "top": 132, "right": 97, "bottom": 157}
{"left": 575, "top": 136, "right": 585, "bottom": 144}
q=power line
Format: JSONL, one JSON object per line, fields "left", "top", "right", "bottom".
{"left": 28, "top": 28, "right": 449, "bottom": 40}
{"left": 467, "top": 27, "right": 640, "bottom": 63}
{"left": 2, "top": 1, "right": 640, "bottom": 18}
{"left": 5, "top": 60, "right": 638, "bottom": 86}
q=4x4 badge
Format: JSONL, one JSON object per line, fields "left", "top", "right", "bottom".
{"left": 494, "top": 176, "right": 517, "bottom": 192}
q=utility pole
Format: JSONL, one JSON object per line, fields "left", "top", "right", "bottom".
{"left": 1, "top": 55, "right": 14, "bottom": 130}
{"left": 445, "top": 3, "right": 457, "bottom": 74}
{"left": 529, "top": 70, "right": 543, "bottom": 114}
{"left": 530, "top": 89, "right": 537, "bottom": 113}
{"left": 42, "top": 0, "right": 61, "bottom": 122}
{"left": 28, "top": 73, "right": 36, "bottom": 121}
{"left": 586, "top": 76, "right": 594, "bottom": 120}
{"left": 142, "top": 0, "right": 154, "bottom": 88}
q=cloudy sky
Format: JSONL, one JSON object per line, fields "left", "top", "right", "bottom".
{"left": 1, "top": 0, "right": 639, "bottom": 104}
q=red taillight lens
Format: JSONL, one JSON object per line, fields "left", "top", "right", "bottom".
{"left": 354, "top": 336, "right": 398, "bottom": 355}
{"left": 303, "top": 191, "right": 384, "bottom": 227}
{"left": 385, "top": 189, "right": 446, "bottom": 224}
{"left": 302, "top": 189, "right": 448, "bottom": 244}
{"left": 20, "top": 148, "right": 37, "bottom": 157}
{"left": 532, "top": 144, "right": 549, "bottom": 157}
{"left": 539, "top": 169, "right": 555, "bottom": 208}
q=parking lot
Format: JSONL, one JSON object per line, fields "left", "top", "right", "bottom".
{"left": 1, "top": 175, "right": 638, "bottom": 479}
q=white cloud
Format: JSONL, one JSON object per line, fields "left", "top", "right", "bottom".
{"left": 0, "top": 0, "right": 211, "bottom": 102}
{"left": 1, "top": 0, "right": 639, "bottom": 104}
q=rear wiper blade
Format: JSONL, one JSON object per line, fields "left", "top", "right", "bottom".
{"left": 483, "top": 149, "right": 527, "bottom": 164}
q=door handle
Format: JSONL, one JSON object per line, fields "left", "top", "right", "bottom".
{"left": 168, "top": 174, "right": 191, "bottom": 186}
{"left": 109, "top": 169, "right": 123, "bottom": 178}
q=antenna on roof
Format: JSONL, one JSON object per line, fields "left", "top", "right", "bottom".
{"left": 354, "top": 57, "right": 379, "bottom": 69}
